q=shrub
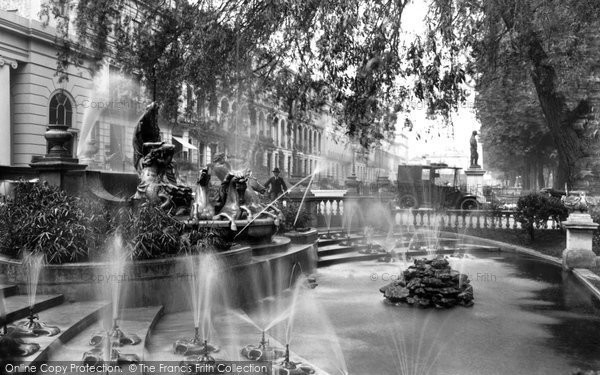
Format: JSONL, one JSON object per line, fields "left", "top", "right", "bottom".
{"left": 281, "top": 200, "right": 312, "bottom": 232}
{"left": 113, "top": 205, "right": 184, "bottom": 260}
{"left": 0, "top": 181, "right": 94, "bottom": 263}
{"left": 515, "top": 193, "right": 568, "bottom": 241}
{"left": 0, "top": 180, "right": 258, "bottom": 263}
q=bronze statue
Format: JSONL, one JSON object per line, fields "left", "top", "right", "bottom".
{"left": 469, "top": 131, "right": 480, "bottom": 168}
{"left": 190, "top": 168, "right": 215, "bottom": 221}
{"left": 131, "top": 102, "right": 192, "bottom": 214}
{"left": 133, "top": 102, "right": 161, "bottom": 172}
{"left": 207, "top": 154, "right": 282, "bottom": 229}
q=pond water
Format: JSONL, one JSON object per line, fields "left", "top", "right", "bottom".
{"left": 247, "top": 252, "right": 600, "bottom": 375}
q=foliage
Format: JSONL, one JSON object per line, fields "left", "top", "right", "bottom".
{"left": 281, "top": 200, "right": 312, "bottom": 232}
{"left": 427, "top": 0, "right": 600, "bottom": 187}
{"left": 110, "top": 205, "right": 184, "bottom": 260}
{"left": 588, "top": 206, "right": 600, "bottom": 256}
{"left": 181, "top": 227, "right": 233, "bottom": 252}
{"left": 39, "top": 0, "right": 472, "bottom": 151}
{"left": 476, "top": 59, "right": 556, "bottom": 188}
{"left": 0, "top": 181, "right": 236, "bottom": 263}
{"left": 515, "top": 193, "right": 568, "bottom": 241}
{"left": 0, "top": 181, "right": 93, "bottom": 263}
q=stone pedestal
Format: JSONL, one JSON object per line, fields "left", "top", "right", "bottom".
{"left": 345, "top": 174, "right": 359, "bottom": 195}
{"left": 562, "top": 213, "right": 599, "bottom": 270}
{"left": 30, "top": 124, "right": 87, "bottom": 193}
{"left": 376, "top": 175, "right": 391, "bottom": 193}
{"left": 465, "top": 167, "right": 486, "bottom": 199}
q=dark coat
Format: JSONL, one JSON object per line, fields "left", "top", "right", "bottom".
{"left": 264, "top": 176, "right": 288, "bottom": 196}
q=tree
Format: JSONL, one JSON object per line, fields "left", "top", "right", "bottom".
{"left": 476, "top": 55, "right": 556, "bottom": 190}
{"left": 40, "top": 0, "right": 469, "bottom": 152}
{"left": 426, "top": 0, "right": 600, "bottom": 189}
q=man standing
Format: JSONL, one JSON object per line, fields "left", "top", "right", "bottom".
{"left": 264, "top": 167, "right": 288, "bottom": 201}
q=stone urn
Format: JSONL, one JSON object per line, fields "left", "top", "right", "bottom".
{"left": 561, "top": 190, "right": 599, "bottom": 270}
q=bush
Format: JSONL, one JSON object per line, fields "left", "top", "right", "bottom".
{"left": 281, "top": 200, "right": 312, "bottom": 232}
{"left": 0, "top": 181, "right": 95, "bottom": 263}
{"left": 515, "top": 193, "right": 568, "bottom": 241}
{"left": 0, "top": 181, "right": 235, "bottom": 264}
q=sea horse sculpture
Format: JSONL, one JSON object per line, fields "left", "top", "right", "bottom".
{"left": 131, "top": 102, "right": 192, "bottom": 214}
{"left": 213, "top": 172, "right": 249, "bottom": 230}
{"left": 209, "top": 154, "right": 283, "bottom": 228}
{"left": 190, "top": 168, "right": 215, "bottom": 221}
{"left": 242, "top": 176, "right": 283, "bottom": 226}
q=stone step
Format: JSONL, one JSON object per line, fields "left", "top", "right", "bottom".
{"left": 3, "top": 294, "right": 64, "bottom": 323}
{"left": 10, "top": 301, "right": 109, "bottom": 367}
{"left": 0, "top": 283, "right": 18, "bottom": 297}
{"left": 47, "top": 305, "right": 164, "bottom": 364}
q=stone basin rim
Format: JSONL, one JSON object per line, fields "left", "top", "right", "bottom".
{"left": 0, "top": 246, "right": 251, "bottom": 269}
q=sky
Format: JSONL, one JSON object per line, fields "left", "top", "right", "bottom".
{"left": 397, "top": 1, "right": 482, "bottom": 169}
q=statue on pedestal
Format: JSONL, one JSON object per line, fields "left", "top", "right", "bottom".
{"left": 131, "top": 102, "right": 192, "bottom": 214}
{"left": 469, "top": 131, "right": 480, "bottom": 168}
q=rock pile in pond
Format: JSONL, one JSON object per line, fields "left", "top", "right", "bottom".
{"left": 379, "top": 258, "right": 474, "bottom": 308}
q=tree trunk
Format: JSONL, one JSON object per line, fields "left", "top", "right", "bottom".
{"left": 526, "top": 37, "right": 589, "bottom": 189}
{"left": 537, "top": 156, "right": 545, "bottom": 189}
{"left": 522, "top": 164, "right": 531, "bottom": 190}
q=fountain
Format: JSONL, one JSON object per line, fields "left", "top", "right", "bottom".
{"left": 0, "top": 285, "right": 41, "bottom": 359}
{"left": 11, "top": 253, "right": 60, "bottom": 337}
{"left": 318, "top": 200, "right": 334, "bottom": 240}
{"left": 339, "top": 200, "right": 360, "bottom": 247}
{"left": 239, "top": 275, "right": 316, "bottom": 374}
{"left": 173, "top": 253, "right": 221, "bottom": 360}
{"left": 358, "top": 226, "right": 385, "bottom": 255}
{"left": 83, "top": 235, "right": 140, "bottom": 365}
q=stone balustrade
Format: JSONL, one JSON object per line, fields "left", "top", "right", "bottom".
{"left": 286, "top": 194, "right": 564, "bottom": 232}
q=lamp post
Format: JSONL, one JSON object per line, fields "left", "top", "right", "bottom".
{"left": 345, "top": 142, "right": 359, "bottom": 194}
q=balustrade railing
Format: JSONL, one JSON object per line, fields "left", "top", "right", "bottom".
{"left": 285, "top": 194, "right": 564, "bottom": 232}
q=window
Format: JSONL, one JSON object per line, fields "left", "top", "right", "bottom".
{"left": 49, "top": 92, "right": 73, "bottom": 127}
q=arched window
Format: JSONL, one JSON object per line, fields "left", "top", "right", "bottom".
{"left": 49, "top": 92, "right": 73, "bottom": 127}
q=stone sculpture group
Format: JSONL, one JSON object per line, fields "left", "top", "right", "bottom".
{"left": 131, "top": 102, "right": 282, "bottom": 229}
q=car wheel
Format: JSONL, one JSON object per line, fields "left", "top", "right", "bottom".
{"left": 399, "top": 194, "right": 418, "bottom": 209}
{"left": 460, "top": 198, "right": 479, "bottom": 210}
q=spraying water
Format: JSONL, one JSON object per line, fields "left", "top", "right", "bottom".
{"left": 234, "top": 173, "right": 315, "bottom": 238}
{"left": 322, "top": 201, "right": 333, "bottom": 234}
{"left": 77, "top": 65, "right": 144, "bottom": 168}
{"left": 293, "top": 167, "right": 320, "bottom": 227}
{"left": 284, "top": 275, "right": 307, "bottom": 346}
{"left": 0, "top": 289, "right": 6, "bottom": 333}
{"left": 106, "top": 234, "right": 127, "bottom": 324}
{"left": 22, "top": 252, "right": 45, "bottom": 309}
{"left": 187, "top": 252, "right": 220, "bottom": 342}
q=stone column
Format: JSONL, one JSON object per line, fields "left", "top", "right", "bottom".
{"left": 562, "top": 192, "right": 599, "bottom": 270}
{"left": 0, "top": 58, "right": 17, "bottom": 166}
{"left": 464, "top": 167, "right": 486, "bottom": 200}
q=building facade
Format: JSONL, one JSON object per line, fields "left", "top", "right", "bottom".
{"left": 0, "top": 2, "right": 407, "bottom": 188}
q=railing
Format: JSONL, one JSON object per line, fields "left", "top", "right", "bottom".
{"left": 392, "top": 209, "right": 563, "bottom": 231}
{"left": 286, "top": 194, "right": 564, "bottom": 232}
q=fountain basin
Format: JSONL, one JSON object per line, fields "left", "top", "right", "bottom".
{"left": 183, "top": 218, "right": 278, "bottom": 245}
{"left": 284, "top": 229, "right": 319, "bottom": 245}
{"left": 0, "top": 242, "right": 317, "bottom": 312}
{"left": 273, "top": 252, "right": 600, "bottom": 375}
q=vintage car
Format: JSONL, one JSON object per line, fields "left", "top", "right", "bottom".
{"left": 395, "top": 163, "right": 480, "bottom": 210}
